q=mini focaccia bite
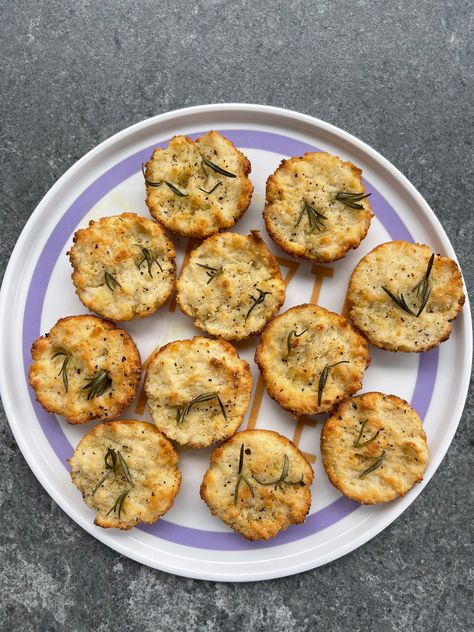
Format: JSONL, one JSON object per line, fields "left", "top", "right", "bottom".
{"left": 29, "top": 315, "right": 141, "bottom": 424}
{"left": 255, "top": 304, "right": 370, "bottom": 416}
{"left": 69, "top": 420, "right": 181, "bottom": 529}
{"left": 321, "top": 392, "right": 429, "bottom": 504}
{"left": 68, "top": 213, "right": 176, "bottom": 321}
{"left": 200, "top": 430, "right": 313, "bottom": 540}
{"left": 144, "top": 337, "right": 253, "bottom": 448}
{"left": 264, "top": 152, "right": 373, "bottom": 262}
{"left": 144, "top": 131, "right": 253, "bottom": 238}
{"left": 347, "top": 241, "right": 465, "bottom": 352}
{"left": 176, "top": 231, "right": 286, "bottom": 341}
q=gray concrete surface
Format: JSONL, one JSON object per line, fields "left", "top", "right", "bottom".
{"left": 0, "top": 1, "right": 473, "bottom": 630}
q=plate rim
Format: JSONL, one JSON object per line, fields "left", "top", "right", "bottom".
{"left": 1, "top": 103, "right": 471, "bottom": 581}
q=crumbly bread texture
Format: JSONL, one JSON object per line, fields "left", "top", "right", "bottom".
{"left": 264, "top": 152, "right": 373, "bottom": 262}
{"left": 29, "top": 315, "right": 141, "bottom": 424}
{"left": 69, "top": 420, "right": 181, "bottom": 529}
{"left": 144, "top": 337, "right": 253, "bottom": 448}
{"left": 321, "top": 392, "right": 429, "bottom": 504}
{"left": 347, "top": 241, "right": 465, "bottom": 352}
{"left": 200, "top": 430, "right": 314, "bottom": 540}
{"left": 144, "top": 131, "right": 253, "bottom": 237}
{"left": 176, "top": 231, "right": 286, "bottom": 340}
{"left": 255, "top": 304, "right": 370, "bottom": 416}
{"left": 68, "top": 213, "right": 176, "bottom": 321}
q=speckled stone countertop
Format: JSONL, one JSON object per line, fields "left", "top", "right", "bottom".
{"left": 1, "top": 1, "right": 472, "bottom": 630}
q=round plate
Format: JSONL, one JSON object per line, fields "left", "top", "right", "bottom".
{"left": 0, "top": 104, "right": 471, "bottom": 582}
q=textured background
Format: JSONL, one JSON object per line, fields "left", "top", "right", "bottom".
{"left": 1, "top": 1, "right": 473, "bottom": 630}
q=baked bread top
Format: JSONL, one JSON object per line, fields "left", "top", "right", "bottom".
{"left": 68, "top": 213, "right": 176, "bottom": 321}
{"left": 29, "top": 315, "right": 141, "bottom": 424}
{"left": 264, "top": 152, "right": 373, "bottom": 262}
{"left": 200, "top": 429, "right": 314, "bottom": 540}
{"left": 144, "top": 131, "right": 253, "bottom": 238}
{"left": 255, "top": 303, "right": 370, "bottom": 416}
{"left": 321, "top": 392, "right": 429, "bottom": 504}
{"left": 347, "top": 241, "right": 465, "bottom": 352}
{"left": 69, "top": 420, "right": 181, "bottom": 529}
{"left": 144, "top": 336, "right": 252, "bottom": 448}
{"left": 176, "top": 231, "right": 286, "bottom": 340}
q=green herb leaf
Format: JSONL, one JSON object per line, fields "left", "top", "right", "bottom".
{"left": 253, "top": 454, "right": 304, "bottom": 487}
{"left": 245, "top": 288, "right": 272, "bottom": 321}
{"left": 92, "top": 447, "right": 117, "bottom": 495}
{"left": 141, "top": 162, "right": 162, "bottom": 187}
{"left": 136, "top": 245, "right": 162, "bottom": 277}
{"left": 317, "top": 360, "right": 349, "bottom": 406}
{"left": 82, "top": 369, "right": 112, "bottom": 400}
{"left": 52, "top": 351, "right": 70, "bottom": 392}
{"left": 233, "top": 444, "right": 254, "bottom": 506}
{"left": 104, "top": 271, "right": 121, "bottom": 292}
{"left": 335, "top": 191, "right": 371, "bottom": 210}
{"left": 202, "top": 159, "right": 236, "bottom": 178}
{"left": 295, "top": 199, "right": 327, "bottom": 232}
{"left": 381, "top": 286, "right": 416, "bottom": 316}
{"left": 359, "top": 451, "right": 386, "bottom": 478}
{"left": 413, "top": 253, "right": 434, "bottom": 317}
{"left": 353, "top": 419, "right": 382, "bottom": 448}
{"left": 117, "top": 451, "right": 133, "bottom": 486}
{"left": 197, "top": 181, "right": 222, "bottom": 195}
{"left": 176, "top": 392, "right": 227, "bottom": 425}
{"left": 164, "top": 180, "right": 188, "bottom": 197}
{"left": 286, "top": 329, "right": 308, "bottom": 355}
{"left": 106, "top": 489, "right": 130, "bottom": 518}
{"left": 196, "top": 263, "right": 223, "bottom": 284}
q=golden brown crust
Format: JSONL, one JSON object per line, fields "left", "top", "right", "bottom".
{"left": 144, "top": 336, "right": 253, "bottom": 448}
{"left": 69, "top": 420, "right": 181, "bottom": 530}
{"left": 263, "top": 152, "right": 373, "bottom": 262}
{"left": 144, "top": 131, "right": 253, "bottom": 238}
{"left": 200, "top": 429, "right": 314, "bottom": 540}
{"left": 29, "top": 315, "right": 141, "bottom": 424}
{"left": 347, "top": 241, "right": 465, "bottom": 352}
{"left": 320, "top": 392, "right": 429, "bottom": 504}
{"left": 68, "top": 212, "right": 176, "bottom": 321}
{"left": 255, "top": 304, "right": 370, "bottom": 416}
{"left": 176, "top": 231, "right": 286, "bottom": 341}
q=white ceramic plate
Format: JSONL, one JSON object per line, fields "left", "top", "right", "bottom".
{"left": 0, "top": 104, "right": 471, "bottom": 582}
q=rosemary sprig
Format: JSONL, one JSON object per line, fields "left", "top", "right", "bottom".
{"left": 164, "top": 180, "right": 188, "bottom": 197}
{"left": 353, "top": 419, "right": 382, "bottom": 448}
{"left": 253, "top": 454, "right": 304, "bottom": 487}
{"left": 295, "top": 199, "right": 327, "bottom": 232}
{"left": 141, "top": 163, "right": 162, "bottom": 187}
{"left": 286, "top": 329, "right": 307, "bottom": 355}
{"left": 202, "top": 159, "right": 236, "bottom": 178}
{"left": 412, "top": 253, "right": 434, "bottom": 317}
{"left": 82, "top": 369, "right": 112, "bottom": 400}
{"left": 317, "top": 360, "right": 349, "bottom": 406}
{"left": 245, "top": 288, "right": 271, "bottom": 321}
{"left": 335, "top": 191, "right": 371, "bottom": 210}
{"left": 136, "top": 245, "right": 162, "bottom": 277}
{"left": 52, "top": 351, "right": 70, "bottom": 392}
{"left": 196, "top": 263, "right": 223, "bottom": 284}
{"left": 176, "top": 392, "right": 227, "bottom": 425}
{"left": 197, "top": 181, "right": 222, "bottom": 195}
{"left": 92, "top": 447, "right": 117, "bottom": 495}
{"left": 92, "top": 448, "right": 133, "bottom": 495}
{"left": 104, "top": 271, "right": 121, "bottom": 292}
{"left": 359, "top": 451, "right": 386, "bottom": 478}
{"left": 234, "top": 444, "right": 254, "bottom": 506}
{"left": 381, "top": 286, "right": 416, "bottom": 316}
{"left": 106, "top": 489, "right": 130, "bottom": 519}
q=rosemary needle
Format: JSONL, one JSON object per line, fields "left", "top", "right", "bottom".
{"left": 176, "top": 392, "right": 227, "bottom": 425}
{"left": 82, "top": 369, "right": 112, "bottom": 400}
{"left": 233, "top": 444, "right": 254, "bottom": 506}
{"left": 196, "top": 263, "right": 223, "bottom": 284}
{"left": 253, "top": 454, "right": 304, "bottom": 487}
{"left": 335, "top": 191, "right": 371, "bottom": 210}
{"left": 245, "top": 288, "right": 271, "bottom": 321}
{"left": 106, "top": 489, "right": 130, "bottom": 519}
{"left": 353, "top": 419, "right": 382, "bottom": 448}
{"left": 104, "top": 271, "right": 121, "bottom": 292}
{"left": 286, "top": 329, "right": 307, "bottom": 355}
{"left": 141, "top": 163, "right": 162, "bottom": 187}
{"left": 317, "top": 360, "right": 349, "bottom": 406}
{"left": 359, "top": 451, "right": 386, "bottom": 478}
{"left": 51, "top": 351, "right": 70, "bottom": 392}
{"left": 136, "top": 245, "right": 162, "bottom": 277}
{"left": 202, "top": 159, "right": 236, "bottom": 178}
